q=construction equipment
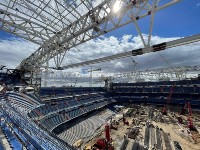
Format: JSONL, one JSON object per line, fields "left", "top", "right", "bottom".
{"left": 123, "top": 114, "right": 129, "bottom": 126}
{"left": 162, "top": 86, "right": 174, "bottom": 115}
{"left": 92, "top": 124, "right": 114, "bottom": 150}
{"left": 180, "top": 100, "right": 189, "bottom": 115}
{"left": 127, "top": 127, "right": 140, "bottom": 139}
{"left": 186, "top": 102, "right": 196, "bottom": 131}
{"left": 84, "top": 145, "right": 92, "bottom": 150}
{"left": 110, "top": 119, "right": 118, "bottom": 130}
{"left": 177, "top": 116, "right": 183, "bottom": 124}
{"left": 179, "top": 101, "right": 196, "bottom": 131}
{"left": 162, "top": 106, "right": 167, "bottom": 115}
{"left": 88, "top": 67, "right": 101, "bottom": 87}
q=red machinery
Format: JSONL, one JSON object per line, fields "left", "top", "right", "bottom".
{"left": 180, "top": 100, "right": 189, "bottom": 115}
{"left": 105, "top": 124, "right": 110, "bottom": 142}
{"left": 177, "top": 116, "right": 183, "bottom": 124}
{"left": 162, "top": 86, "right": 174, "bottom": 115}
{"left": 123, "top": 114, "right": 129, "bottom": 126}
{"left": 179, "top": 101, "right": 195, "bottom": 130}
{"left": 93, "top": 124, "right": 114, "bottom": 150}
{"left": 110, "top": 118, "right": 118, "bottom": 130}
{"left": 162, "top": 106, "right": 167, "bottom": 115}
{"left": 185, "top": 102, "right": 195, "bottom": 130}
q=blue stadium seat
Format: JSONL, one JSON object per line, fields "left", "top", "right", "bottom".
{"left": 173, "top": 86, "right": 182, "bottom": 93}
{"left": 152, "top": 87, "right": 160, "bottom": 93}
{"left": 194, "top": 86, "right": 200, "bottom": 94}
{"left": 183, "top": 87, "right": 194, "bottom": 94}
{"left": 143, "top": 87, "right": 152, "bottom": 93}
{"left": 162, "top": 87, "right": 170, "bottom": 93}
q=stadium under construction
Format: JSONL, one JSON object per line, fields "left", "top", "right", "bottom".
{"left": 0, "top": 0, "right": 200, "bottom": 150}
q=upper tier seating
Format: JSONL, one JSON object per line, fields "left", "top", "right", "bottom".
{"left": 112, "top": 79, "right": 200, "bottom": 106}
{"left": 39, "top": 98, "right": 114, "bottom": 131}
{"left": 40, "top": 87, "right": 106, "bottom": 97}
{"left": 29, "top": 93, "right": 105, "bottom": 118}
{"left": 6, "top": 92, "right": 43, "bottom": 111}
{"left": 112, "top": 79, "right": 200, "bottom": 87}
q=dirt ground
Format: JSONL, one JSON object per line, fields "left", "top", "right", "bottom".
{"left": 84, "top": 106, "right": 200, "bottom": 150}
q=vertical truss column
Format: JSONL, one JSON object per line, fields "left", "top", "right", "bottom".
{"left": 22, "top": 69, "right": 42, "bottom": 94}
{"left": 44, "top": 61, "right": 49, "bottom": 87}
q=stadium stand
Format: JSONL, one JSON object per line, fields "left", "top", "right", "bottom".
{"left": 0, "top": 72, "right": 27, "bottom": 86}
{"left": 38, "top": 97, "right": 115, "bottom": 131}
{"left": 57, "top": 109, "right": 115, "bottom": 145}
{"left": 0, "top": 91, "right": 74, "bottom": 150}
{"left": 0, "top": 79, "right": 200, "bottom": 149}
{"left": 111, "top": 80, "right": 200, "bottom": 108}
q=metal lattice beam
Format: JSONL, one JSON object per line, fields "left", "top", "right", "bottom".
{"left": 58, "top": 34, "right": 200, "bottom": 69}
{"left": 16, "top": 0, "right": 180, "bottom": 69}
{"left": 0, "top": 0, "right": 104, "bottom": 44}
{"left": 0, "top": 0, "right": 181, "bottom": 70}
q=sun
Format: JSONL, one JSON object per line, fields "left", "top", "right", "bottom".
{"left": 113, "top": 0, "right": 121, "bottom": 13}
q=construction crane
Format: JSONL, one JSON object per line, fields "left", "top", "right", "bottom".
{"left": 88, "top": 67, "right": 101, "bottom": 87}
{"left": 182, "top": 102, "right": 195, "bottom": 131}
{"left": 162, "top": 86, "right": 174, "bottom": 115}
{"left": 187, "top": 102, "right": 195, "bottom": 131}
{"left": 97, "top": 75, "right": 115, "bottom": 89}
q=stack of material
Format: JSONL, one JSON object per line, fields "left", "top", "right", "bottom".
{"left": 127, "top": 127, "right": 140, "bottom": 139}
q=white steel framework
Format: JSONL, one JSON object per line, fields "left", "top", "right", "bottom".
{"left": 0, "top": 0, "right": 181, "bottom": 70}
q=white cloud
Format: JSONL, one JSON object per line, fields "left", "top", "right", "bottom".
{"left": 197, "top": 3, "right": 200, "bottom": 7}
{"left": 0, "top": 37, "right": 39, "bottom": 68}
{"left": 1, "top": 34, "right": 200, "bottom": 71}
{"left": 1, "top": 34, "right": 200, "bottom": 86}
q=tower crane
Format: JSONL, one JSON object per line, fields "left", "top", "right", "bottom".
{"left": 88, "top": 67, "right": 101, "bottom": 87}
{"left": 162, "top": 86, "right": 174, "bottom": 115}
{"left": 97, "top": 75, "right": 115, "bottom": 89}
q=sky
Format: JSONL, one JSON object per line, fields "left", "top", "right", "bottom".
{"left": 0, "top": 0, "right": 200, "bottom": 86}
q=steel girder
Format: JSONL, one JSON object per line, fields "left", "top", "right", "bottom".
{"left": 14, "top": 0, "right": 181, "bottom": 69}
{"left": 60, "top": 34, "right": 200, "bottom": 69}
